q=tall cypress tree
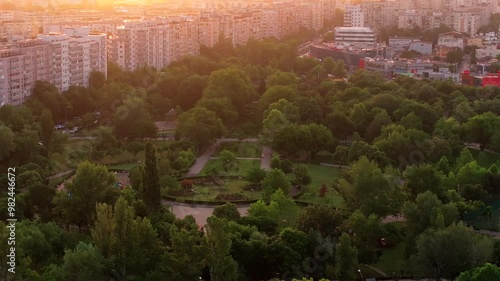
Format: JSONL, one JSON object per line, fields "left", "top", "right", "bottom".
{"left": 143, "top": 142, "right": 160, "bottom": 213}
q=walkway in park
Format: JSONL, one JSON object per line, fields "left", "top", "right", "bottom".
{"left": 186, "top": 138, "right": 272, "bottom": 176}
{"left": 162, "top": 200, "right": 250, "bottom": 225}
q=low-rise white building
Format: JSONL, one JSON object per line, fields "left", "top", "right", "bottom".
{"left": 334, "top": 26, "right": 376, "bottom": 47}
{"left": 437, "top": 31, "right": 465, "bottom": 49}
{"left": 476, "top": 44, "right": 500, "bottom": 58}
{"left": 409, "top": 41, "right": 433, "bottom": 55}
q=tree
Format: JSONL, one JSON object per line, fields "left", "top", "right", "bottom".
{"left": 272, "top": 123, "right": 335, "bottom": 158}
{"left": 403, "top": 164, "right": 445, "bottom": 200}
{"left": 20, "top": 170, "right": 54, "bottom": 221}
{"left": 457, "top": 263, "right": 500, "bottom": 281}
{"left": 335, "top": 233, "right": 359, "bottom": 281}
{"left": 213, "top": 203, "right": 241, "bottom": 221}
{"left": 261, "top": 169, "right": 292, "bottom": 202}
{"left": 176, "top": 75, "right": 208, "bottom": 110}
{"left": 293, "top": 164, "right": 311, "bottom": 185}
{"left": 176, "top": 107, "right": 225, "bottom": 148}
{"left": 143, "top": 142, "right": 161, "bottom": 214}
{"left": 273, "top": 227, "right": 310, "bottom": 273}
{"left": 267, "top": 189, "right": 300, "bottom": 227}
{"left": 347, "top": 210, "right": 385, "bottom": 263}
{"left": 334, "top": 156, "right": 405, "bottom": 217}
{"left": 0, "top": 124, "right": 14, "bottom": 161}
{"left": 403, "top": 191, "right": 458, "bottom": 253}
{"left": 446, "top": 49, "right": 464, "bottom": 64}
{"left": 456, "top": 148, "right": 474, "bottom": 168}
{"left": 197, "top": 97, "right": 239, "bottom": 128}
{"left": 399, "top": 112, "right": 423, "bottom": 130}
{"left": 333, "top": 145, "right": 349, "bottom": 165}
{"left": 322, "top": 57, "right": 335, "bottom": 74}
{"left": 296, "top": 205, "right": 345, "bottom": 237}
{"left": 248, "top": 190, "right": 299, "bottom": 227}
{"left": 206, "top": 216, "right": 239, "bottom": 281}
{"left": 39, "top": 109, "right": 55, "bottom": 156}
{"left": 61, "top": 242, "right": 107, "bottom": 281}
{"left": 89, "top": 70, "right": 106, "bottom": 90}
{"left": 218, "top": 149, "right": 238, "bottom": 172}
{"left": 246, "top": 167, "right": 267, "bottom": 185}
{"left": 412, "top": 222, "right": 493, "bottom": 280}
{"left": 333, "top": 60, "right": 347, "bottom": 77}
{"left": 161, "top": 216, "right": 207, "bottom": 280}
{"left": 463, "top": 112, "right": 500, "bottom": 151}
{"left": 203, "top": 67, "right": 259, "bottom": 120}
{"left": 264, "top": 99, "right": 300, "bottom": 122}
{"left": 260, "top": 85, "right": 299, "bottom": 112}
{"left": 92, "top": 198, "right": 160, "bottom": 280}
{"left": 112, "top": 96, "right": 157, "bottom": 140}
{"left": 53, "top": 161, "right": 119, "bottom": 229}
{"left": 260, "top": 109, "right": 291, "bottom": 145}
{"left": 266, "top": 71, "right": 299, "bottom": 89}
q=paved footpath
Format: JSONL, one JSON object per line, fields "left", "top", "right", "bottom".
{"left": 162, "top": 200, "right": 249, "bottom": 225}
{"left": 260, "top": 146, "right": 272, "bottom": 170}
{"left": 186, "top": 138, "right": 272, "bottom": 176}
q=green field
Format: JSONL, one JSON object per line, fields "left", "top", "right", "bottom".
{"left": 107, "top": 162, "right": 142, "bottom": 171}
{"left": 173, "top": 179, "right": 261, "bottom": 201}
{"left": 467, "top": 148, "right": 500, "bottom": 168}
{"left": 200, "top": 159, "right": 260, "bottom": 176}
{"left": 295, "top": 164, "right": 344, "bottom": 207}
{"left": 372, "top": 243, "right": 408, "bottom": 277}
{"left": 216, "top": 142, "right": 261, "bottom": 158}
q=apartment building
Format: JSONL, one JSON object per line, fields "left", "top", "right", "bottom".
{"left": 198, "top": 16, "right": 220, "bottom": 47}
{"left": 233, "top": 15, "right": 254, "bottom": 46}
{"left": 344, "top": 5, "right": 365, "bottom": 27}
{"left": 169, "top": 20, "right": 199, "bottom": 62}
{"left": 0, "top": 39, "right": 53, "bottom": 105}
{"left": 447, "top": 8, "right": 483, "bottom": 35}
{"left": 110, "top": 19, "right": 199, "bottom": 71}
{"left": 0, "top": 29, "right": 106, "bottom": 106}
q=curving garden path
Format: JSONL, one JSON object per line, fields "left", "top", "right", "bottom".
{"left": 162, "top": 199, "right": 250, "bottom": 225}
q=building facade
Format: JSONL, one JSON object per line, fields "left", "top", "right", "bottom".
{"left": 334, "top": 27, "right": 376, "bottom": 47}
{"left": 0, "top": 30, "right": 106, "bottom": 106}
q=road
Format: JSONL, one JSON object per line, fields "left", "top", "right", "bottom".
{"left": 297, "top": 37, "right": 323, "bottom": 55}
{"left": 457, "top": 54, "right": 470, "bottom": 74}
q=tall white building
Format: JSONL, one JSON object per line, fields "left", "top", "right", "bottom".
{"left": 344, "top": 5, "right": 365, "bottom": 27}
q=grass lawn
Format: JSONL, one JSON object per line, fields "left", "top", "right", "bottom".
{"left": 216, "top": 142, "right": 261, "bottom": 158}
{"left": 51, "top": 139, "right": 94, "bottom": 172}
{"left": 467, "top": 148, "right": 500, "bottom": 168}
{"left": 107, "top": 162, "right": 142, "bottom": 171}
{"left": 175, "top": 179, "right": 262, "bottom": 201}
{"left": 295, "top": 164, "right": 344, "bottom": 207}
{"left": 372, "top": 243, "right": 408, "bottom": 277}
{"left": 200, "top": 159, "right": 260, "bottom": 176}
{"left": 311, "top": 150, "right": 335, "bottom": 164}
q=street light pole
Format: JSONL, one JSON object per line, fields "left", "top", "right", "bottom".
{"left": 64, "top": 105, "right": 70, "bottom": 123}
{"left": 358, "top": 269, "right": 364, "bottom": 281}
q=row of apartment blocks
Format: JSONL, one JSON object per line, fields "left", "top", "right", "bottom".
{"left": 0, "top": 0, "right": 335, "bottom": 105}
{"left": 343, "top": 0, "right": 498, "bottom": 35}
{"left": 0, "top": 29, "right": 107, "bottom": 106}
{"left": 63, "top": 2, "right": 326, "bottom": 71}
